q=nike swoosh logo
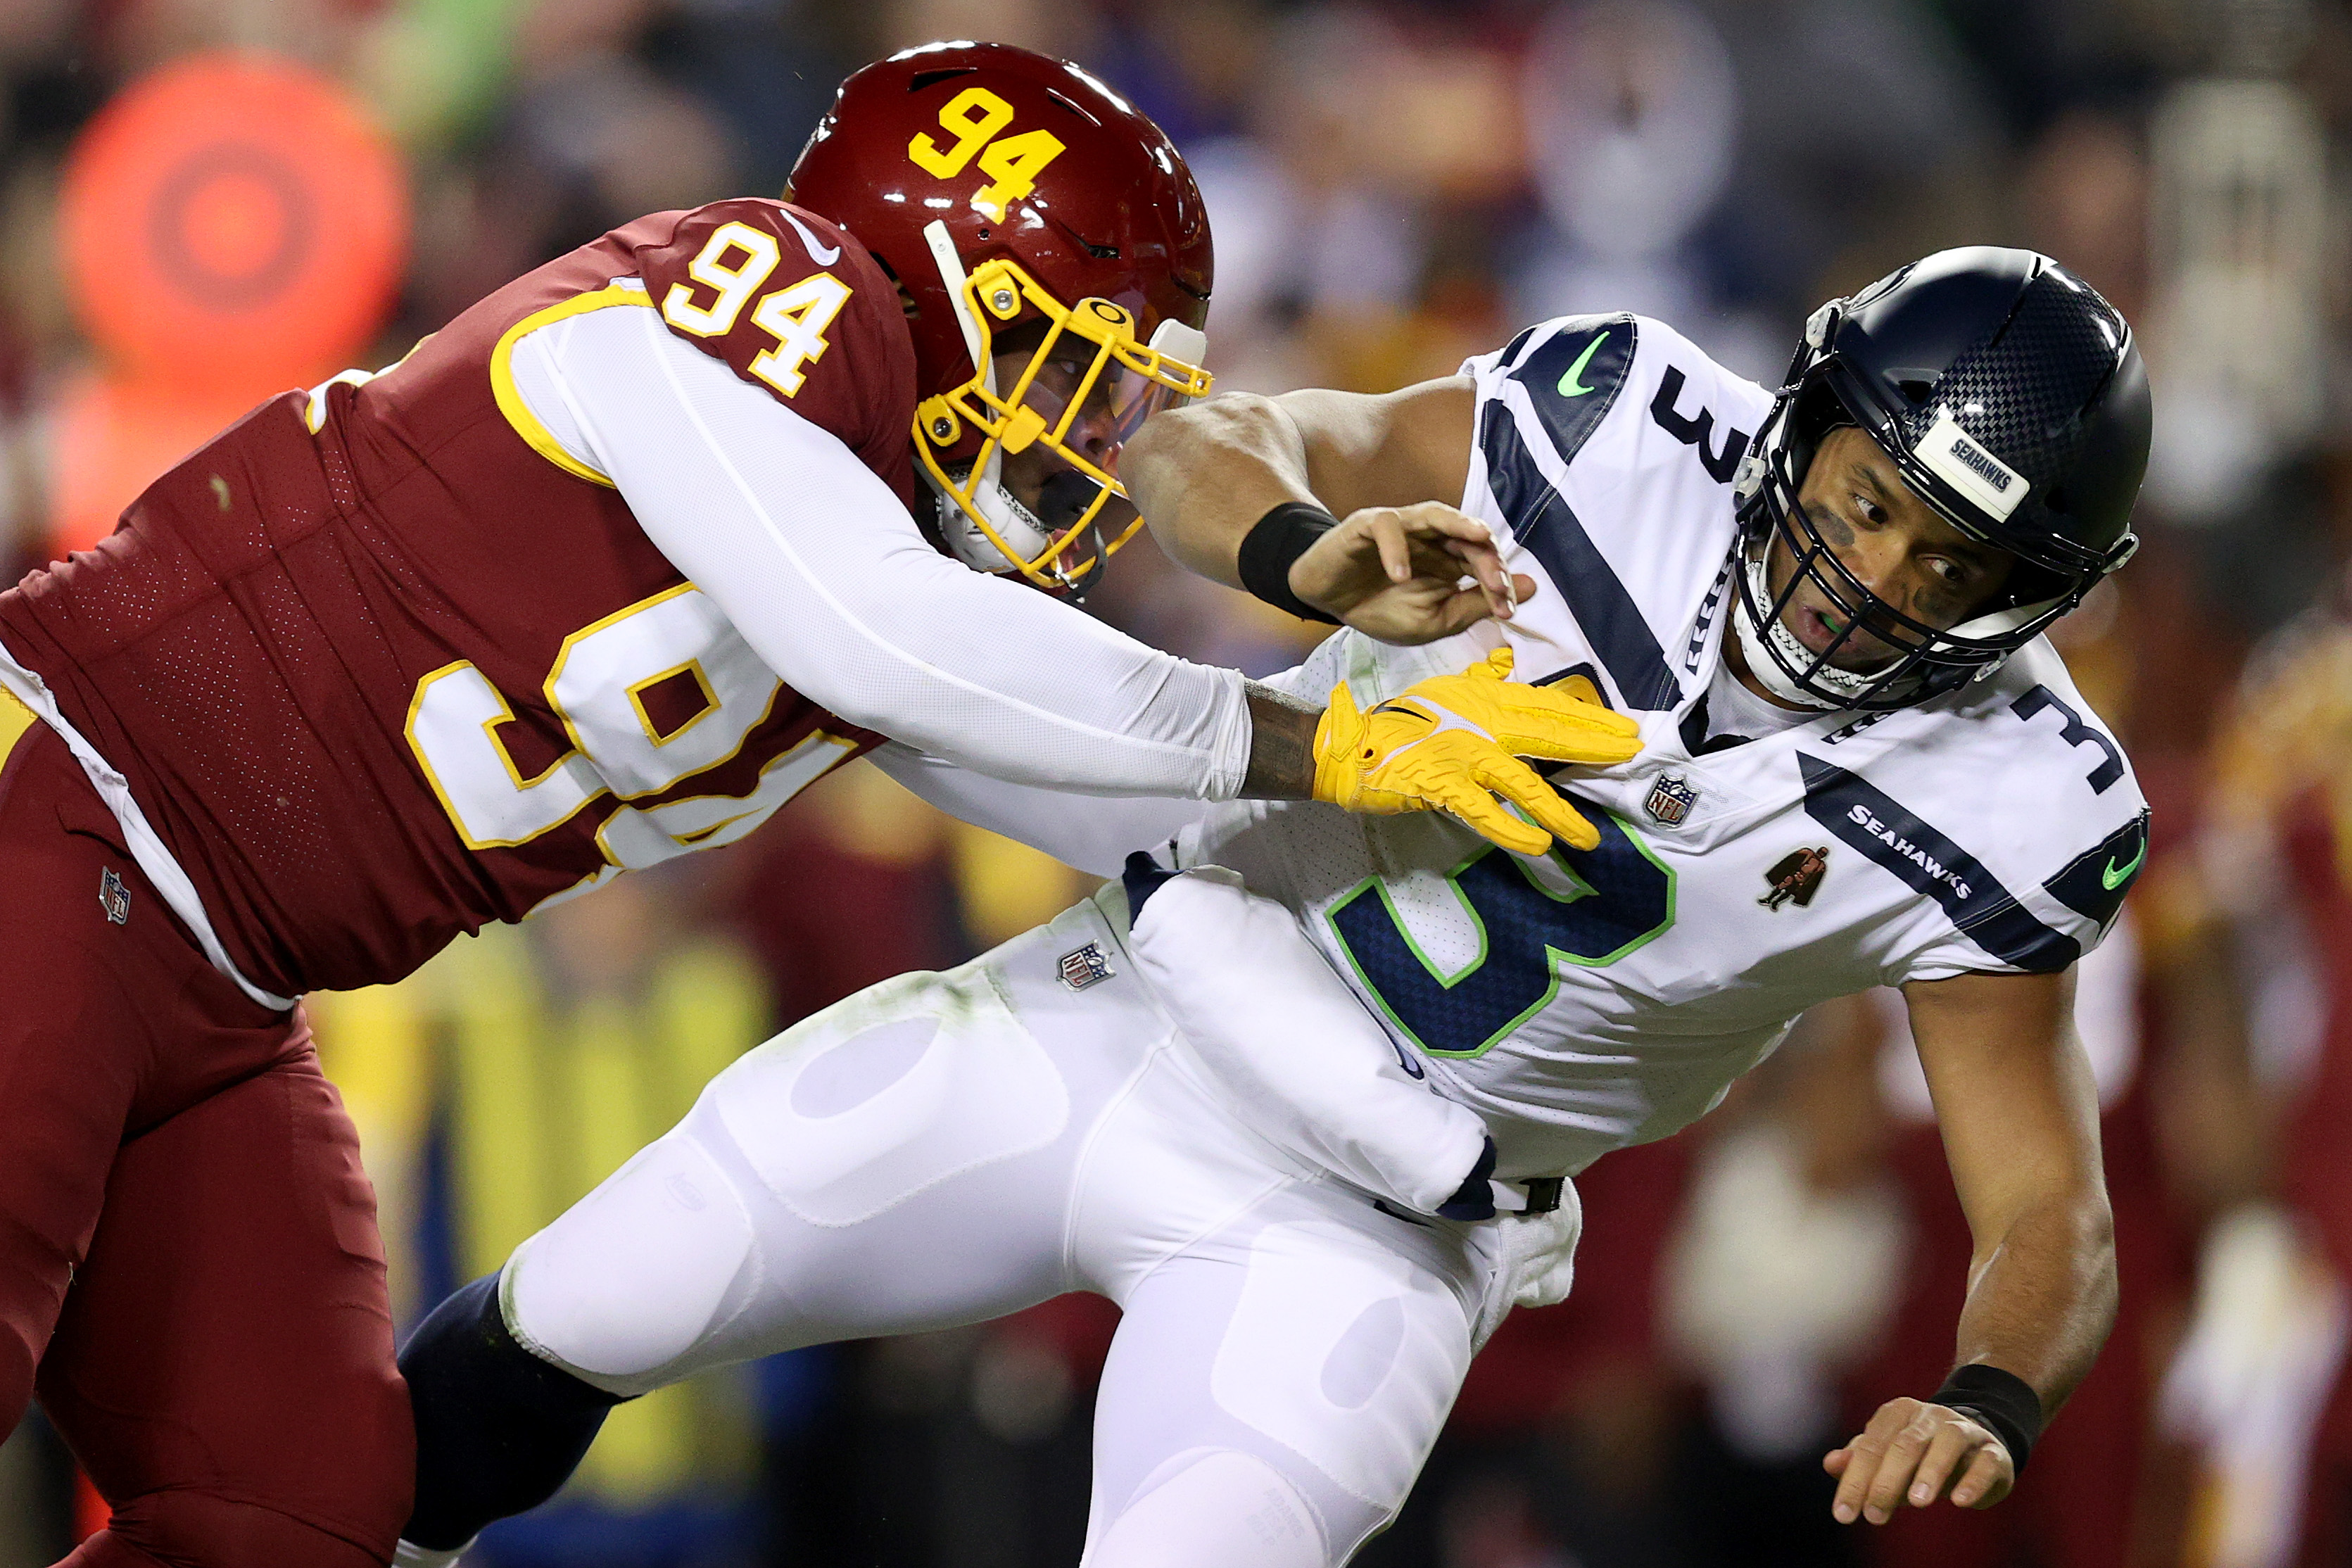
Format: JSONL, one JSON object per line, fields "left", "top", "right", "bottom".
{"left": 780, "top": 210, "right": 842, "bottom": 267}
{"left": 2101, "top": 840, "right": 2145, "bottom": 890}
{"left": 1556, "top": 330, "right": 1609, "bottom": 397}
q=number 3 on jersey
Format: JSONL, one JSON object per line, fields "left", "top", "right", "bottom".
{"left": 659, "top": 220, "right": 852, "bottom": 397}
{"left": 1329, "top": 805, "right": 1676, "bottom": 1058}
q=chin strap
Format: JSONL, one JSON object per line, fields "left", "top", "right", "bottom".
{"left": 923, "top": 462, "right": 1051, "bottom": 572}
{"left": 1733, "top": 553, "right": 1850, "bottom": 710}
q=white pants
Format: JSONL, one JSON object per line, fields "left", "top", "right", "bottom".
{"left": 504, "top": 889, "right": 1519, "bottom": 1566}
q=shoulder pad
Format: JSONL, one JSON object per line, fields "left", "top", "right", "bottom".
{"left": 1490, "top": 313, "right": 1639, "bottom": 468}
{"left": 1797, "top": 750, "right": 2089, "bottom": 973}
{"left": 1802, "top": 653, "right": 2150, "bottom": 971}
{"left": 629, "top": 200, "right": 917, "bottom": 488}
{"left": 1471, "top": 313, "right": 1771, "bottom": 483}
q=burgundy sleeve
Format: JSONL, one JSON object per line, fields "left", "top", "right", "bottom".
{"left": 631, "top": 198, "right": 919, "bottom": 509}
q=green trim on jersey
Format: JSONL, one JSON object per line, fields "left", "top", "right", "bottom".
{"left": 1327, "top": 807, "right": 1677, "bottom": 1060}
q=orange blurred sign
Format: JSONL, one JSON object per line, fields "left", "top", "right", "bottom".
{"left": 58, "top": 51, "right": 407, "bottom": 393}
{"left": 47, "top": 51, "right": 408, "bottom": 557}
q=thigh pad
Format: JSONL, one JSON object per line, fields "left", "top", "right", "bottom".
{"left": 712, "top": 962, "right": 1070, "bottom": 1227}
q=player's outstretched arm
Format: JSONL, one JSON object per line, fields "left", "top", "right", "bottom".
{"left": 1123, "top": 378, "right": 1536, "bottom": 645}
{"left": 522, "top": 305, "right": 1629, "bottom": 847}
{"left": 878, "top": 650, "right": 1638, "bottom": 863}
{"left": 1824, "top": 968, "right": 2115, "bottom": 1527}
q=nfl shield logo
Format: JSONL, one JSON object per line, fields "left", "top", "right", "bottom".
{"left": 98, "top": 866, "right": 129, "bottom": 925}
{"left": 1644, "top": 775, "right": 1697, "bottom": 826}
{"left": 1058, "top": 942, "right": 1113, "bottom": 992}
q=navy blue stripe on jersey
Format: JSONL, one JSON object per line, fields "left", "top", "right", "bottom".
{"left": 1683, "top": 548, "right": 1735, "bottom": 676}
{"left": 2042, "top": 809, "right": 2147, "bottom": 933}
{"left": 1797, "top": 753, "right": 2080, "bottom": 973}
{"left": 1496, "top": 324, "right": 1538, "bottom": 369}
{"left": 1508, "top": 315, "right": 1636, "bottom": 467}
{"left": 1479, "top": 401, "right": 1684, "bottom": 712}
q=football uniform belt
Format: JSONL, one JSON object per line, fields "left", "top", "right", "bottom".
{"left": 1373, "top": 1177, "right": 1563, "bottom": 1227}
{"left": 1518, "top": 1177, "right": 1566, "bottom": 1215}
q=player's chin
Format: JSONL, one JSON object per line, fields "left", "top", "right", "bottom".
{"left": 1824, "top": 646, "right": 1904, "bottom": 676}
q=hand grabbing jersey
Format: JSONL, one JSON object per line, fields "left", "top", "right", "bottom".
{"left": 1313, "top": 648, "right": 1641, "bottom": 856}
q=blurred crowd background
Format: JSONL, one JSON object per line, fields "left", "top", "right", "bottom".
{"left": 1, "top": 0, "right": 2349, "bottom": 1564}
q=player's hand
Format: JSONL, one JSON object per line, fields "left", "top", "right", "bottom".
{"left": 1824, "top": 1397, "right": 2016, "bottom": 1526}
{"left": 1290, "top": 502, "right": 1538, "bottom": 646}
{"left": 1312, "top": 647, "right": 1642, "bottom": 856}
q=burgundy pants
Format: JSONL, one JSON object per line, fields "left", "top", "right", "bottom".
{"left": 0, "top": 716, "right": 411, "bottom": 1565}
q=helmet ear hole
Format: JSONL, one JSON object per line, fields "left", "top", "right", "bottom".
{"left": 1896, "top": 377, "right": 1935, "bottom": 403}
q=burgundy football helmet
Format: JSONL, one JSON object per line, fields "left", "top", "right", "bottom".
{"left": 789, "top": 42, "right": 1215, "bottom": 591}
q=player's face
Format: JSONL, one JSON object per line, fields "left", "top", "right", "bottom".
{"left": 1769, "top": 427, "right": 2016, "bottom": 671}
{"left": 990, "top": 336, "right": 1145, "bottom": 545}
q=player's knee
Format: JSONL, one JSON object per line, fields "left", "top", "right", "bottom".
{"left": 505, "top": 1132, "right": 755, "bottom": 1393}
{"left": 84, "top": 1490, "right": 396, "bottom": 1568}
{"left": 1087, "top": 1449, "right": 1334, "bottom": 1568}
{"left": 402, "top": 1272, "right": 624, "bottom": 1550}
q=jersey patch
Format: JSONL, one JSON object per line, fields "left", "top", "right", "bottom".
{"left": 1759, "top": 846, "right": 1828, "bottom": 910}
{"left": 2042, "top": 809, "right": 2147, "bottom": 934}
{"left": 98, "top": 866, "right": 130, "bottom": 925}
{"left": 1507, "top": 315, "right": 1636, "bottom": 469}
{"left": 1479, "top": 403, "right": 1684, "bottom": 712}
{"left": 1798, "top": 753, "right": 2080, "bottom": 973}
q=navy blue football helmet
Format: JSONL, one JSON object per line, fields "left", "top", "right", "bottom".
{"left": 1731, "top": 247, "right": 2152, "bottom": 711}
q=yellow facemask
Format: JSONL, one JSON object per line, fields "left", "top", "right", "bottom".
{"left": 913, "top": 253, "right": 1211, "bottom": 591}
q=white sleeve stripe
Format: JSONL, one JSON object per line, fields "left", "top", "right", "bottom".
{"left": 504, "top": 323, "right": 607, "bottom": 481}
{"left": 536, "top": 322, "right": 608, "bottom": 479}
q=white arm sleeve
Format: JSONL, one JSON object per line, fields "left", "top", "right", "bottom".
{"left": 505, "top": 301, "right": 1253, "bottom": 799}
{"left": 868, "top": 742, "right": 1208, "bottom": 877}
{"left": 858, "top": 634, "right": 1354, "bottom": 875}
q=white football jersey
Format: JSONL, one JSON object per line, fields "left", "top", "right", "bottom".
{"left": 1173, "top": 313, "right": 2151, "bottom": 1182}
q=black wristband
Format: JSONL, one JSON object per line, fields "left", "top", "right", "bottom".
{"left": 1930, "top": 1362, "right": 2042, "bottom": 1478}
{"left": 1237, "top": 502, "right": 1343, "bottom": 624}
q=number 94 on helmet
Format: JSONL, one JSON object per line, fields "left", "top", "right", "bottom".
{"left": 788, "top": 42, "right": 1215, "bottom": 597}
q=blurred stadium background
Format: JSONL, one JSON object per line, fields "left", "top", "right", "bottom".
{"left": 1, "top": 0, "right": 2348, "bottom": 1564}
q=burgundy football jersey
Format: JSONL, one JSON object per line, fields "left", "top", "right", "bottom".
{"left": 0, "top": 200, "right": 916, "bottom": 997}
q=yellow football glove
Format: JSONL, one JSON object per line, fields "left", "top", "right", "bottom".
{"left": 1313, "top": 647, "right": 1643, "bottom": 856}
